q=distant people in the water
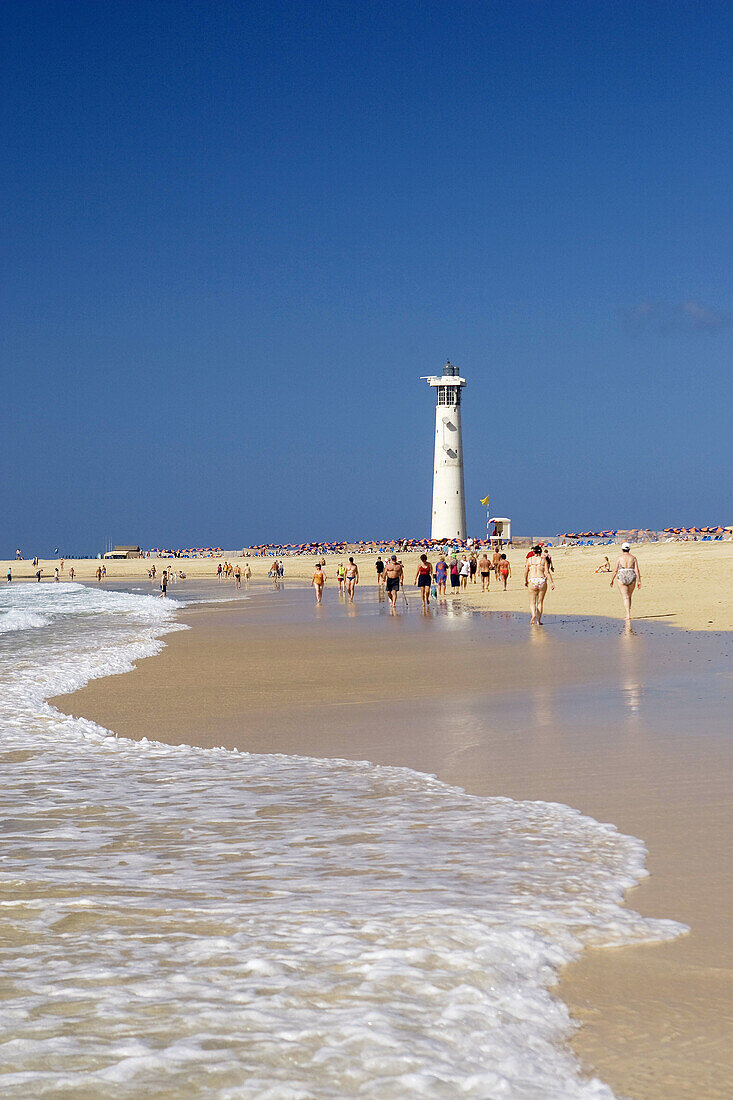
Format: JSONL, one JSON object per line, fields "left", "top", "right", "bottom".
{"left": 610, "top": 543, "right": 641, "bottom": 621}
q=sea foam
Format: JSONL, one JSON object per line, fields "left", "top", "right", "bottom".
{"left": 0, "top": 582, "right": 685, "bottom": 1098}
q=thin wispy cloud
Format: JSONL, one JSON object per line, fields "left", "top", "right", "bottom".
{"left": 622, "top": 299, "right": 729, "bottom": 333}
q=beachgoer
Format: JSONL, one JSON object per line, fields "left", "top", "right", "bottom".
{"left": 54, "top": 567, "right": 59, "bottom": 582}
{"left": 435, "top": 556, "right": 447, "bottom": 596}
{"left": 595, "top": 556, "right": 611, "bottom": 573}
{"left": 102, "top": 565, "right": 106, "bottom": 578}
{"left": 469, "top": 554, "right": 478, "bottom": 584}
{"left": 345, "top": 557, "right": 359, "bottom": 602}
{"left": 375, "top": 557, "right": 385, "bottom": 586}
{"left": 336, "top": 562, "right": 346, "bottom": 594}
{"left": 459, "top": 555, "right": 471, "bottom": 589}
{"left": 69, "top": 567, "right": 74, "bottom": 581}
{"left": 384, "top": 555, "right": 404, "bottom": 612}
{"left": 478, "top": 552, "right": 491, "bottom": 591}
{"left": 160, "top": 569, "right": 168, "bottom": 597}
{"left": 60, "top": 559, "right": 64, "bottom": 573}
{"left": 217, "top": 563, "right": 223, "bottom": 581}
{"left": 312, "top": 562, "right": 326, "bottom": 604}
{"left": 7, "top": 567, "right": 11, "bottom": 582}
{"left": 492, "top": 547, "right": 502, "bottom": 576}
{"left": 610, "top": 543, "right": 641, "bottom": 621}
{"left": 36, "top": 569, "right": 42, "bottom": 582}
{"left": 449, "top": 556, "right": 460, "bottom": 591}
{"left": 244, "top": 563, "right": 251, "bottom": 583}
{"left": 234, "top": 565, "right": 241, "bottom": 589}
{"left": 498, "top": 554, "right": 511, "bottom": 590}
{"left": 524, "top": 545, "right": 554, "bottom": 624}
{"left": 96, "top": 566, "right": 102, "bottom": 582}
{"left": 414, "top": 553, "right": 433, "bottom": 610}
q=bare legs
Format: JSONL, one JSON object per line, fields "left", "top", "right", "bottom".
{"left": 617, "top": 578, "right": 635, "bottom": 621}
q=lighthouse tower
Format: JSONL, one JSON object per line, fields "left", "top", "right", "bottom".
{"left": 424, "top": 360, "right": 467, "bottom": 540}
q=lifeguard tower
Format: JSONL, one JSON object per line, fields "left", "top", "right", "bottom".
{"left": 489, "top": 518, "right": 511, "bottom": 548}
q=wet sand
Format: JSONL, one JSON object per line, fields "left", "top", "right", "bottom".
{"left": 55, "top": 582, "right": 733, "bottom": 1099}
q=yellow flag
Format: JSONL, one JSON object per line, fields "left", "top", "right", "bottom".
{"left": 480, "top": 495, "right": 490, "bottom": 507}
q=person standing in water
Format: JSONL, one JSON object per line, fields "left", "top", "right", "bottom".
{"left": 312, "top": 561, "right": 326, "bottom": 604}
{"left": 345, "top": 557, "right": 359, "bottom": 602}
{"left": 524, "top": 545, "right": 554, "bottom": 624}
{"left": 610, "top": 542, "right": 641, "bottom": 621}
{"left": 159, "top": 569, "right": 168, "bottom": 597}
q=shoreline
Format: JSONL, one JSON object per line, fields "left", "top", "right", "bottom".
{"left": 6, "top": 538, "right": 733, "bottom": 633}
{"left": 53, "top": 583, "right": 733, "bottom": 1099}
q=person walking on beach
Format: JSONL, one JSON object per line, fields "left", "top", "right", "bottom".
{"left": 469, "top": 553, "right": 478, "bottom": 584}
{"left": 96, "top": 565, "right": 102, "bottom": 582}
{"left": 7, "top": 567, "right": 11, "bottom": 583}
{"left": 459, "top": 555, "right": 471, "bottom": 590}
{"left": 217, "top": 563, "right": 223, "bottom": 581}
{"left": 492, "top": 547, "right": 502, "bottom": 577}
{"left": 36, "top": 568, "right": 42, "bottom": 582}
{"left": 69, "top": 567, "right": 75, "bottom": 581}
{"left": 234, "top": 565, "right": 241, "bottom": 589}
{"left": 414, "top": 553, "right": 433, "bottom": 610}
{"left": 478, "top": 551, "right": 491, "bottom": 591}
{"left": 498, "top": 554, "right": 511, "bottom": 590}
{"left": 525, "top": 545, "right": 554, "bottom": 624}
{"left": 336, "top": 562, "right": 346, "bottom": 594}
{"left": 345, "top": 557, "right": 359, "bottom": 602}
{"left": 448, "top": 556, "right": 460, "bottom": 592}
{"left": 54, "top": 567, "right": 59, "bottom": 582}
{"left": 312, "top": 562, "right": 326, "bottom": 604}
{"left": 244, "top": 563, "right": 251, "bottom": 584}
{"left": 375, "top": 556, "right": 385, "bottom": 587}
{"left": 384, "top": 555, "right": 404, "bottom": 612}
{"left": 610, "top": 543, "right": 641, "bottom": 621}
{"left": 434, "top": 555, "right": 447, "bottom": 596}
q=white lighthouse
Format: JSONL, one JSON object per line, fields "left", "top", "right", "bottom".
{"left": 424, "top": 360, "right": 467, "bottom": 540}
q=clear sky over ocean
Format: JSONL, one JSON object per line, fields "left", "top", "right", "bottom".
{"left": 2, "top": 1, "right": 731, "bottom": 554}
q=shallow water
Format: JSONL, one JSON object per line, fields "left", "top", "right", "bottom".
{"left": 0, "top": 583, "right": 684, "bottom": 1098}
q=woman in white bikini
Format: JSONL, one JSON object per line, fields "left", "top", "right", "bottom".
{"left": 610, "top": 543, "right": 641, "bottom": 621}
{"left": 524, "top": 545, "right": 554, "bottom": 624}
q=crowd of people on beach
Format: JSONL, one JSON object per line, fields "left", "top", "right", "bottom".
{"left": 305, "top": 541, "right": 642, "bottom": 623}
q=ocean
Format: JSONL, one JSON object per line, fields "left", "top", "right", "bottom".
{"left": 0, "top": 582, "right": 684, "bottom": 1098}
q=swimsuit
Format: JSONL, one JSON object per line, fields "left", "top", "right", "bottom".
{"left": 417, "top": 564, "right": 431, "bottom": 587}
{"left": 528, "top": 577, "right": 546, "bottom": 589}
{"left": 617, "top": 567, "right": 636, "bottom": 585}
{"left": 386, "top": 576, "right": 400, "bottom": 592}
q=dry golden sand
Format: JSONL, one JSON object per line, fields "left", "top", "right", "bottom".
{"left": 48, "top": 539, "right": 733, "bottom": 1100}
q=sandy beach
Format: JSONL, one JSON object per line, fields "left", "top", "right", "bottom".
{"left": 9, "top": 538, "right": 733, "bottom": 632}
{"left": 48, "top": 542, "right": 733, "bottom": 1100}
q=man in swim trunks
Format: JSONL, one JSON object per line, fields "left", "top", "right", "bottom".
{"left": 383, "top": 555, "right": 403, "bottom": 612}
{"left": 478, "top": 552, "right": 491, "bottom": 591}
{"left": 345, "top": 557, "right": 359, "bottom": 602}
{"left": 524, "top": 545, "right": 554, "bottom": 624}
{"left": 375, "top": 557, "right": 385, "bottom": 586}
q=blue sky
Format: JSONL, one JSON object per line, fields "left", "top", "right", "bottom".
{"left": 2, "top": 1, "right": 731, "bottom": 554}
